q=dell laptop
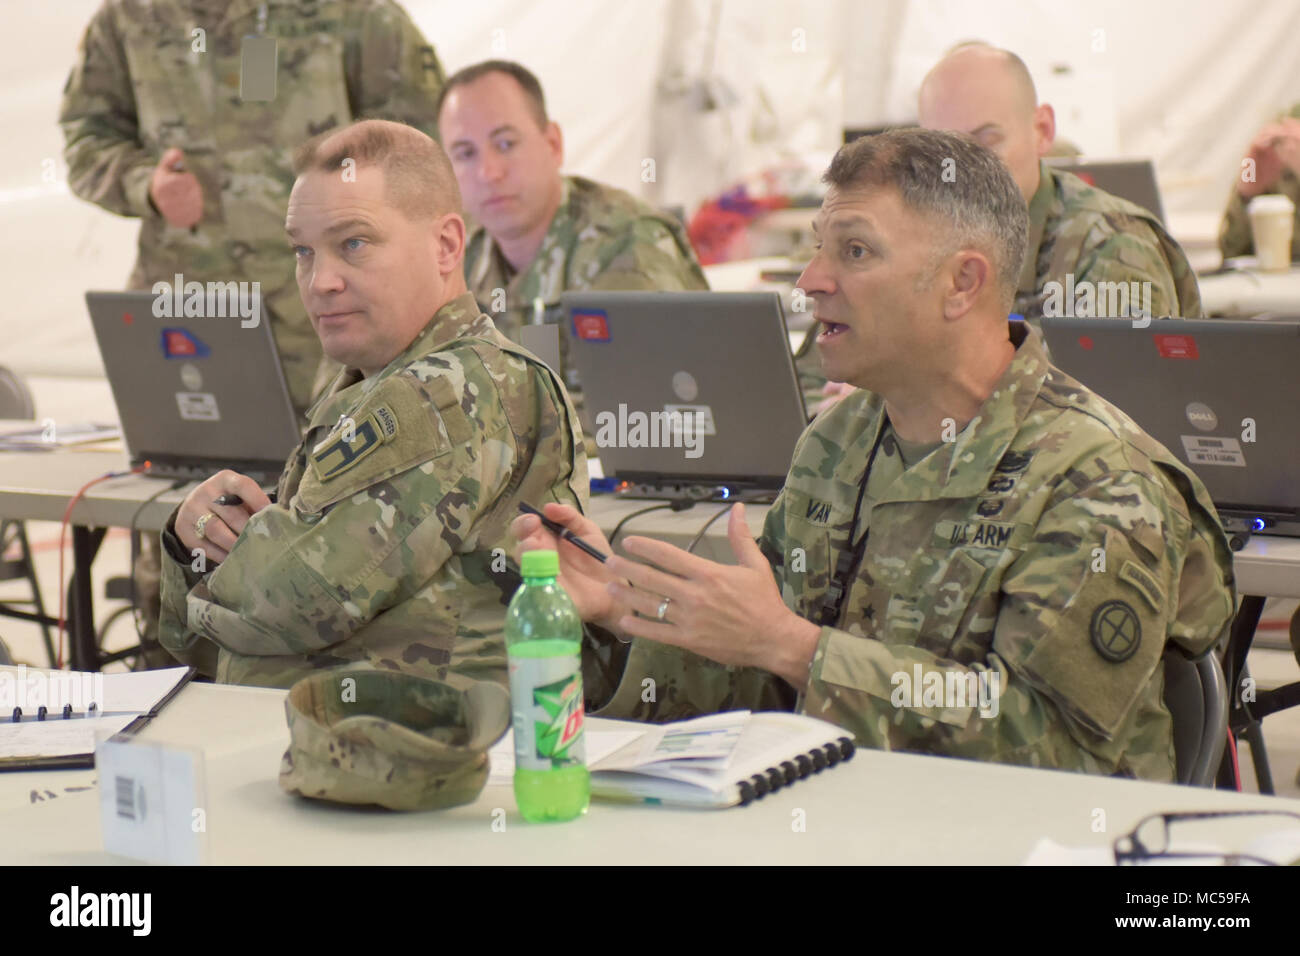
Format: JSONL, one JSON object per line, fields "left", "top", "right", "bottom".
{"left": 563, "top": 291, "right": 808, "bottom": 501}
{"left": 86, "top": 290, "right": 301, "bottom": 483}
{"left": 1041, "top": 317, "right": 1300, "bottom": 537}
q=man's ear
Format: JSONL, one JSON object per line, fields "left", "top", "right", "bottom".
{"left": 544, "top": 120, "right": 564, "bottom": 167}
{"left": 435, "top": 212, "right": 466, "bottom": 277}
{"left": 1034, "top": 103, "right": 1057, "bottom": 158}
{"left": 943, "top": 250, "right": 992, "bottom": 321}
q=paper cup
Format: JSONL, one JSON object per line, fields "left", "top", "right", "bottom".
{"left": 1248, "top": 194, "right": 1295, "bottom": 271}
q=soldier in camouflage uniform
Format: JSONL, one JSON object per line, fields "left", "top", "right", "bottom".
{"left": 518, "top": 130, "right": 1236, "bottom": 782}
{"left": 59, "top": 0, "right": 446, "bottom": 417}
{"left": 436, "top": 61, "right": 707, "bottom": 348}
{"left": 1009, "top": 161, "right": 1202, "bottom": 323}
{"left": 1218, "top": 102, "right": 1300, "bottom": 262}
{"left": 797, "top": 44, "right": 1201, "bottom": 407}
{"left": 158, "top": 120, "right": 587, "bottom": 689}
{"left": 918, "top": 44, "right": 1202, "bottom": 324}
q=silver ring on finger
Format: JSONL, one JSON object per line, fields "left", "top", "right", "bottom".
{"left": 195, "top": 512, "right": 215, "bottom": 541}
{"left": 655, "top": 597, "right": 672, "bottom": 622}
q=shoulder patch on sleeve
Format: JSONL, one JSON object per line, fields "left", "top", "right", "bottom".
{"left": 1090, "top": 600, "right": 1142, "bottom": 663}
{"left": 296, "top": 378, "right": 449, "bottom": 514}
{"left": 1118, "top": 559, "right": 1165, "bottom": 614}
{"left": 309, "top": 404, "right": 398, "bottom": 482}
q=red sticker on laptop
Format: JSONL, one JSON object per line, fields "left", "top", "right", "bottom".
{"left": 161, "top": 328, "right": 211, "bottom": 359}
{"left": 1153, "top": 334, "right": 1198, "bottom": 359}
{"left": 571, "top": 309, "right": 610, "bottom": 343}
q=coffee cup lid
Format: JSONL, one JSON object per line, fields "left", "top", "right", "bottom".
{"left": 1248, "top": 194, "right": 1295, "bottom": 214}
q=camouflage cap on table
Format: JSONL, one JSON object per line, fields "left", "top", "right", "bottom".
{"left": 279, "top": 670, "right": 510, "bottom": 811}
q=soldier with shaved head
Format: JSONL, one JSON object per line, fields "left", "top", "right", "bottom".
{"left": 157, "top": 119, "right": 588, "bottom": 689}
{"left": 917, "top": 42, "right": 1202, "bottom": 323}
{"left": 796, "top": 43, "right": 1203, "bottom": 410}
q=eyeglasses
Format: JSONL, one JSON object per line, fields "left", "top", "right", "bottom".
{"left": 1114, "top": 810, "right": 1300, "bottom": 865}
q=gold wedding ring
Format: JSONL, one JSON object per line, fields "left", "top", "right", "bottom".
{"left": 195, "top": 512, "right": 215, "bottom": 540}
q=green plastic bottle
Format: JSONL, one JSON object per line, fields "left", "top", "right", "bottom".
{"left": 506, "top": 549, "right": 590, "bottom": 822}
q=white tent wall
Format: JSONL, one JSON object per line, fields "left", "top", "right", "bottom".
{"left": 4, "top": 0, "right": 1300, "bottom": 379}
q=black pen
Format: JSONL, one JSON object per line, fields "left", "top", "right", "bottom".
{"left": 214, "top": 491, "right": 277, "bottom": 506}
{"left": 518, "top": 502, "right": 608, "bottom": 563}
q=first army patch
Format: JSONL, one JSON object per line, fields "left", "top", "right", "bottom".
{"left": 310, "top": 404, "right": 399, "bottom": 481}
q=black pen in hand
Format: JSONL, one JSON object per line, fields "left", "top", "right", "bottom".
{"left": 517, "top": 502, "right": 608, "bottom": 563}
{"left": 213, "top": 491, "right": 277, "bottom": 507}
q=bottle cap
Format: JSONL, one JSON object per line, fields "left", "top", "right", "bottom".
{"left": 521, "top": 549, "right": 559, "bottom": 578}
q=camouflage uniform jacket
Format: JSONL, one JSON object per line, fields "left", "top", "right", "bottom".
{"left": 1218, "top": 102, "right": 1300, "bottom": 262}
{"left": 588, "top": 321, "right": 1235, "bottom": 781}
{"left": 158, "top": 292, "right": 589, "bottom": 688}
{"left": 464, "top": 175, "right": 708, "bottom": 344}
{"left": 1015, "top": 162, "right": 1203, "bottom": 323}
{"left": 58, "top": 0, "right": 446, "bottom": 414}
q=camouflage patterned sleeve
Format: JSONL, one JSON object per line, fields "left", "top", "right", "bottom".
{"left": 1218, "top": 186, "right": 1256, "bottom": 260}
{"left": 158, "top": 516, "right": 221, "bottom": 675}
{"left": 57, "top": 3, "right": 158, "bottom": 219}
{"left": 1218, "top": 172, "right": 1300, "bottom": 262}
{"left": 344, "top": 0, "right": 445, "bottom": 140}
{"left": 1072, "top": 221, "right": 1189, "bottom": 319}
{"left": 585, "top": 220, "right": 710, "bottom": 293}
{"left": 800, "top": 469, "right": 1233, "bottom": 777}
{"left": 165, "top": 355, "right": 518, "bottom": 662}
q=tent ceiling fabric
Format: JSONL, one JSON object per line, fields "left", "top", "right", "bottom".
{"left": 5, "top": 0, "right": 1300, "bottom": 375}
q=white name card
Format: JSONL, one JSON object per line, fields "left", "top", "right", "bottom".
{"left": 96, "top": 735, "right": 209, "bottom": 865}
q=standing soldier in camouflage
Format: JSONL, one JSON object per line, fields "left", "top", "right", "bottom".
{"left": 1217, "top": 102, "right": 1300, "bottom": 262}
{"left": 60, "top": 0, "right": 445, "bottom": 660}
{"left": 435, "top": 60, "right": 708, "bottom": 347}
{"left": 158, "top": 120, "right": 587, "bottom": 689}
{"left": 517, "top": 130, "right": 1235, "bottom": 783}
{"left": 59, "top": 0, "right": 447, "bottom": 418}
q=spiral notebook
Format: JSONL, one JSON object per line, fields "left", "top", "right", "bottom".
{"left": 491, "top": 711, "right": 855, "bottom": 808}
{"left": 0, "top": 665, "right": 194, "bottom": 771}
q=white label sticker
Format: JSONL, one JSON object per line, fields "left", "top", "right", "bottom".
{"left": 96, "top": 736, "right": 209, "bottom": 865}
{"left": 176, "top": 392, "right": 220, "bottom": 421}
{"left": 1181, "top": 435, "right": 1246, "bottom": 467}
{"left": 663, "top": 404, "right": 717, "bottom": 437}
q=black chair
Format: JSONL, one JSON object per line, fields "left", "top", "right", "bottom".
{"left": 0, "top": 366, "right": 57, "bottom": 666}
{"left": 1163, "top": 640, "right": 1228, "bottom": 787}
{"left": 1215, "top": 597, "right": 1300, "bottom": 793}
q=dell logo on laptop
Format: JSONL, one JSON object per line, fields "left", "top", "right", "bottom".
{"left": 1185, "top": 402, "right": 1218, "bottom": 431}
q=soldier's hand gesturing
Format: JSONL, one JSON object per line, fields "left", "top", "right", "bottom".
{"left": 607, "top": 503, "right": 823, "bottom": 687}
{"left": 176, "top": 470, "right": 272, "bottom": 565}
{"left": 149, "top": 147, "right": 204, "bottom": 229}
{"left": 513, "top": 502, "right": 628, "bottom": 633}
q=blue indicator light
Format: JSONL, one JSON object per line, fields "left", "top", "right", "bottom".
{"left": 1252, "top": 518, "right": 1267, "bottom": 532}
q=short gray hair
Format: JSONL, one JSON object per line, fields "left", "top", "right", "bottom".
{"left": 823, "top": 128, "right": 1028, "bottom": 309}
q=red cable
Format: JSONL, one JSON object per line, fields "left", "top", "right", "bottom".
{"left": 1226, "top": 731, "right": 1242, "bottom": 792}
{"left": 56, "top": 463, "right": 149, "bottom": 669}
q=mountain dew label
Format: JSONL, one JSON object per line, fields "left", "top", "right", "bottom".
{"left": 508, "top": 649, "right": 586, "bottom": 771}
